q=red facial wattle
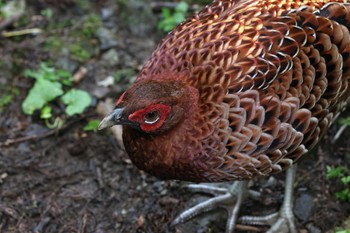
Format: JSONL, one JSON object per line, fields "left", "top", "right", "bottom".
{"left": 128, "top": 104, "right": 171, "bottom": 132}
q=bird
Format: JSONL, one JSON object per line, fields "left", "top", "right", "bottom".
{"left": 99, "top": 0, "right": 350, "bottom": 232}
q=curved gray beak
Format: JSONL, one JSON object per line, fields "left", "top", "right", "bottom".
{"left": 98, "top": 108, "right": 125, "bottom": 130}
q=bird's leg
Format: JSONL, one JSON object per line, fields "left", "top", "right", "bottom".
{"left": 239, "top": 165, "right": 298, "bottom": 233}
{"left": 172, "top": 180, "right": 252, "bottom": 233}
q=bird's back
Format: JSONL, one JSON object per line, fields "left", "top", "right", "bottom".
{"left": 128, "top": 0, "right": 350, "bottom": 181}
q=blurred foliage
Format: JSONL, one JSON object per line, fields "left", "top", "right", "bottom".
{"left": 327, "top": 166, "right": 350, "bottom": 203}
{"left": 81, "top": 13, "right": 102, "bottom": 38}
{"left": 84, "top": 119, "right": 100, "bottom": 132}
{"left": 114, "top": 69, "right": 136, "bottom": 84}
{"left": 158, "top": 1, "right": 189, "bottom": 32}
{"left": 40, "top": 8, "right": 53, "bottom": 19}
{"left": 69, "top": 43, "right": 91, "bottom": 62}
{"left": 339, "top": 117, "right": 350, "bottom": 126}
{"left": 0, "top": 87, "right": 19, "bottom": 112}
{"left": 44, "top": 10, "right": 101, "bottom": 63}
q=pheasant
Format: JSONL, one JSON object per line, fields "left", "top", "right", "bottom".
{"left": 99, "top": 0, "right": 350, "bottom": 232}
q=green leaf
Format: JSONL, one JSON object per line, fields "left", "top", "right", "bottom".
{"left": 41, "top": 8, "right": 53, "bottom": 19}
{"left": 57, "top": 69, "right": 72, "bottom": 86}
{"left": 336, "top": 230, "right": 350, "bottom": 233}
{"left": 83, "top": 120, "right": 100, "bottom": 132}
{"left": 335, "top": 230, "right": 350, "bottom": 233}
{"left": 176, "top": 2, "right": 189, "bottom": 13}
{"left": 22, "top": 79, "right": 63, "bottom": 115}
{"left": 61, "top": 89, "right": 92, "bottom": 116}
{"left": 326, "top": 166, "right": 346, "bottom": 179}
{"left": 24, "top": 63, "right": 71, "bottom": 84}
{"left": 341, "top": 176, "right": 350, "bottom": 185}
{"left": 339, "top": 117, "right": 350, "bottom": 126}
{"left": 173, "top": 12, "right": 185, "bottom": 24}
{"left": 40, "top": 105, "right": 52, "bottom": 119}
{"left": 161, "top": 8, "right": 171, "bottom": 18}
{"left": 336, "top": 188, "right": 350, "bottom": 202}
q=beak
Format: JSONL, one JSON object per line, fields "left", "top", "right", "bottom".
{"left": 98, "top": 108, "right": 125, "bottom": 130}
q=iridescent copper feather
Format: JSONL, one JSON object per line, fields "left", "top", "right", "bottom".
{"left": 105, "top": 0, "right": 350, "bottom": 183}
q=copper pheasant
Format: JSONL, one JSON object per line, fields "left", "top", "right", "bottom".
{"left": 99, "top": 0, "right": 350, "bottom": 232}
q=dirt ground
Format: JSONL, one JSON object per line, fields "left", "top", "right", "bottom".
{"left": 0, "top": 1, "right": 350, "bottom": 233}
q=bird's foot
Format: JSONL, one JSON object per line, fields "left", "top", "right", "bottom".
{"left": 240, "top": 166, "right": 297, "bottom": 233}
{"left": 171, "top": 180, "right": 258, "bottom": 233}
{"left": 172, "top": 166, "right": 298, "bottom": 233}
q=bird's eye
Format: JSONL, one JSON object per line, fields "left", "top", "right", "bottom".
{"left": 144, "top": 110, "right": 160, "bottom": 124}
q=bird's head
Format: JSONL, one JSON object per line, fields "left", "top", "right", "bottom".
{"left": 99, "top": 78, "right": 198, "bottom": 134}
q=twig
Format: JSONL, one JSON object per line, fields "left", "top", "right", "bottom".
{"left": 236, "top": 224, "right": 264, "bottom": 232}
{"left": 2, "top": 130, "right": 55, "bottom": 147}
{"left": 2, "top": 28, "right": 43, "bottom": 37}
{"left": 1, "top": 114, "right": 96, "bottom": 147}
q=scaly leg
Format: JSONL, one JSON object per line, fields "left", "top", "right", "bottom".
{"left": 172, "top": 181, "right": 254, "bottom": 233}
{"left": 240, "top": 165, "right": 298, "bottom": 233}
{"left": 172, "top": 165, "right": 298, "bottom": 233}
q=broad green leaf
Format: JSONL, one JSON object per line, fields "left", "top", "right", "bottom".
{"left": 22, "top": 79, "right": 63, "bottom": 115}
{"left": 61, "top": 89, "right": 92, "bottom": 116}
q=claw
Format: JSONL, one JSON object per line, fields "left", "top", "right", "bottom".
{"left": 171, "top": 192, "right": 233, "bottom": 226}
{"left": 172, "top": 181, "right": 249, "bottom": 233}
{"left": 239, "top": 165, "right": 298, "bottom": 233}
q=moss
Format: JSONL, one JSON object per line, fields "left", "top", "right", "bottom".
{"left": 0, "top": 87, "right": 19, "bottom": 111}
{"left": 81, "top": 13, "right": 102, "bottom": 38}
{"left": 69, "top": 43, "right": 91, "bottom": 62}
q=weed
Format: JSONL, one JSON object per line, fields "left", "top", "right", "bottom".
{"left": 0, "top": 87, "right": 19, "bottom": 111}
{"left": 114, "top": 68, "right": 136, "bottom": 83}
{"left": 335, "top": 229, "right": 350, "bottom": 233}
{"left": 69, "top": 43, "right": 91, "bottom": 62}
{"left": 82, "top": 13, "right": 102, "bottom": 38}
{"left": 84, "top": 120, "right": 100, "bottom": 132}
{"left": 41, "top": 8, "right": 53, "bottom": 19}
{"left": 22, "top": 63, "right": 92, "bottom": 127}
{"left": 327, "top": 165, "right": 350, "bottom": 203}
{"left": 75, "top": 0, "right": 91, "bottom": 11}
{"left": 158, "top": 1, "right": 189, "bottom": 32}
{"left": 339, "top": 117, "right": 350, "bottom": 126}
